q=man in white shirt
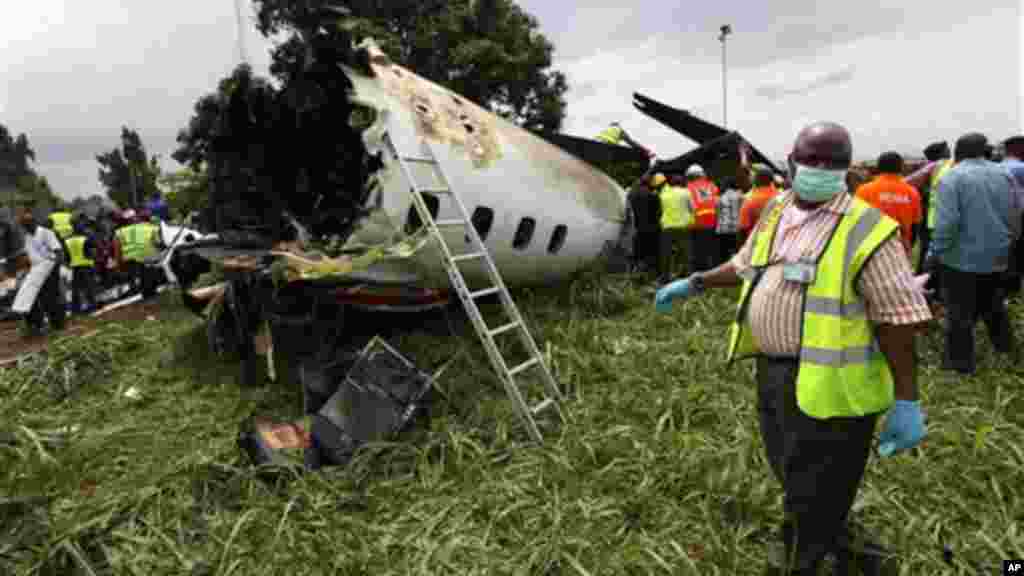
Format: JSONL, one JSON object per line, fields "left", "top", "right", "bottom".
{"left": 11, "top": 204, "right": 66, "bottom": 335}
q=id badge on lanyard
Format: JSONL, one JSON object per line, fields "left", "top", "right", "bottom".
{"left": 783, "top": 258, "right": 817, "bottom": 285}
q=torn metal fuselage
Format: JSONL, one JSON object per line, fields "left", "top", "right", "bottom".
{"left": 341, "top": 39, "right": 629, "bottom": 293}
{"left": 178, "top": 39, "right": 630, "bottom": 319}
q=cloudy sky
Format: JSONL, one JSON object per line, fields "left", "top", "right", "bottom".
{"left": 2, "top": 1, "right": 1021, "bottom": 201}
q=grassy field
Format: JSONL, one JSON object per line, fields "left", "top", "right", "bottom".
{"left": 1, "top": 273, "right": 1022, "bottom": 575}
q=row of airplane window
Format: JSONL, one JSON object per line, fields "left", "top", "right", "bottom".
{"left": 405, "top": 193, "right": 568, "bottom": 254}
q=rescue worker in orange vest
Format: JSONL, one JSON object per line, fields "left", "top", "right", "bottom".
{"left": 740, "top": 165, "right": 779, "bottom": 246}
{"left": 684, "top": 164, "right": 720, "bottom": 272}
{"left": 855, "top": 152, "right": 922, "bottom": 256}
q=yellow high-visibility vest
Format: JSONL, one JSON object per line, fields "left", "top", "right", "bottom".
{"left": 116, "top": 223, "right": 159, "bottom": 263}
{"left": 66, "top": 236, "right": 94, "bottom": 268}
{"left": 927, "top": 159, "right": 954, "bottom": 229}
{"left": 595, "top": 126, "right": 624, "bottom": 145}
{"left": 658, "top": 185, "right": 687, "bottom": 229}
{"left": 50, "top": 212, "right": 73, "bottom": 239}
{"left": 726, "top": 192, "right": 900, "bottom": 419}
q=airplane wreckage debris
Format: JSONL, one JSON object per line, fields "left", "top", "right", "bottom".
{"left": 238, "top": 337, "right": 440, "bottom": 472}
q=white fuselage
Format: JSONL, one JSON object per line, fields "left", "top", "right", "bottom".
{"left": 342, "top": 44, "right": 628, "bottom": 290}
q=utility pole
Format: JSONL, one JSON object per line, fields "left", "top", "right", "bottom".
{"left": 234, "top": 0, "right": 249, "bottom": 66}
{"left": 718, "top": 24, "right": 732, "bottom": 129}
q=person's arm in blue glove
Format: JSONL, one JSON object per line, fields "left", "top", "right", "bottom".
{"left": 875, "top": 323, "right": 926, "bottom": 456}
{"left": 653, "top": 261, "right": 746, "bottom": 312}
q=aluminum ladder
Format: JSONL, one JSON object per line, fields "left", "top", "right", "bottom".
{"left": 382, "top": 132, "right": 565, "bottom": 442}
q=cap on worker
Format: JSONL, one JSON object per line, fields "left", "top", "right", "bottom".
{"left": 685, "top": 164, "right": 705, "bottom": 177}
{"left": 649, "top": 173, "right": 667, "bottom": 188}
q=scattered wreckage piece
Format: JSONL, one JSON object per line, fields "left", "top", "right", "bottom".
{"left": 238, "top": 336, "right": 435, "bottom": 472}
{"left": 632, "top": 91, "right": 784, "bottom": 177}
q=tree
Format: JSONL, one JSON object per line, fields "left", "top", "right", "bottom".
{"left": 255, "top": 0, "right": 568, "bottom": 131}
{"left": 0, "top": 124, "right": 64, "bottom": 211}
{"left": 97, "top": 127, "right": 162, "bottom": 208}
{"left": 160, "top": 167, "right": 210, "bottom": 220}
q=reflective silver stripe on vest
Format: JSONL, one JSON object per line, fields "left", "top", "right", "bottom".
{"left": 800, "top": 341, "right": 881, "bottom": 366}
{"left": 804, "top": 296, "right": 865, "bottom": 317}
{"left": 843, "top": 206, "right": 882, "bottom": 273}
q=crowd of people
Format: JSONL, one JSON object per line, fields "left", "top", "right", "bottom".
{"left": 650, "top": 122, "right": 1022, "bottom": 574}
{"left": 0, "top": 192, "right": 169, "bottom": 337}
{"left": 633, "top": 131, "right": 1024, "bottom": 376}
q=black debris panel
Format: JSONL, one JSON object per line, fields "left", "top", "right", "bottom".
{"left": 173, "top": 6, "right": 384, "bottom": 247}
{"left": 531, "top": 131, "right": 652, "bottom": 166}
{"left": 652, "top": 132, "right": 784, "bottom": 183}
{"left": 632, "top": 92, "right": 782, "bottom": 175}
{"left": 239, "top": 336, "right": 434, "bottom": 471}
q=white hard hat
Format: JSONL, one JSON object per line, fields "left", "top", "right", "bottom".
{"left": 686, "top": 164, "right": 705, "bottom": 177}
{"left": 122, "top": 209, "right": 136, "bottom": 220}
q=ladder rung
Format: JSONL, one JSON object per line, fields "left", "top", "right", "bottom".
{"left": 434, "top": 218, "right": 467, "bottom": 228}
{"left": 402, "top": 156, "right": 438, "bottom": 164}
{"left": 488, "top": 321, "right": 520, "bottom": 337}
{"left": 417, "top": 187, "right": 451, "bottom": 195}
{"left": 508, "top": 358, "right": 539, "bottom": 377}
{"left": 452, "top": 252, "right": 487, "bottom": 263}
{"left": 531, "top": 398, "right": 555, "bottom": 415}
{"left": 470, "top": 287, "right": 501, "bottom": 299}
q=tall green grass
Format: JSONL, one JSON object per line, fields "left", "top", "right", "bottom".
{"left": 1, "top": 278, "right": 1021, "bottom": 575}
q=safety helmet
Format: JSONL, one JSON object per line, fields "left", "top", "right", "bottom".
{"left": 686, "top": 164, "right": 706, "bottom": 177}
{"left": 649, "top": 173, "right": 667, "bottom": 188}
{"left": 122, "top": 209, "right": 136, "bottom": 221}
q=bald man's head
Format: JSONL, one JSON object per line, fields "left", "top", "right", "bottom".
{"left": 790, "top": 122, "right": 853, "bottom": 171}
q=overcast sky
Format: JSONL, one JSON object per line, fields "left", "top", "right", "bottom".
{"left": 2, "top": 1, "right": 1021, "bottom": 201}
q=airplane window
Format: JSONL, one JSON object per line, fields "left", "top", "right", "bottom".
{"left": 512, "top": 217, "right": 536, "bottom": 250}
{"left": 547, "top": 225, "right": 567, "bottom": 254}
{"left": 404, "top": 193, "right": 440, "bottom": 234}
{"left": 466, "top": 206, "right": 494, "bottom": 242}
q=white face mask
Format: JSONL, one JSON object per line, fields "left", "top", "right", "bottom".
{"left": 791, "top": 163, "right": 848, "bottom": 203}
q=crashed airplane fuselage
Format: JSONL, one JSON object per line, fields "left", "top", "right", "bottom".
{"left": 338, "top": 40, "right": 627, "bottom": 292}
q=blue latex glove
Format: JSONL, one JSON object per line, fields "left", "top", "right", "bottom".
{"left": 654, "top": 277, "right": 698, "bottom": 313}
{"left": 878, "top": 400, "right": 926, "bottom": 457}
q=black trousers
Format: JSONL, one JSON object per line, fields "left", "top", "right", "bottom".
{"left": 27, "top": 265, "right": 66, "bottom": 331}
{"left": 940, "top": 265, "right": 1014, "bottom": 374}
{"left": 716, "top": 233, "right": 739, "bottom": 265}
{"left": 71, "top": 267, "right": 98, "bottom": 313}
{"left": 756, "top": 357, "right": 879, "bottom": 573}
{"left": 688, "top": 228, "right": 718, "bottom": 273}
{"left": 633, "top": 229, "right": 661, "bottom": 273}
{"left": 658, "top": 229, "right": 688, "bottom": 279}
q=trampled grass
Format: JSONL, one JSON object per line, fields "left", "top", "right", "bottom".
{"left": 1, "top": 275, "right": 1022, "bottom": 575}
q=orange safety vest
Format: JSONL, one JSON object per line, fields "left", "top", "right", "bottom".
{"left": 687, "top": 178, "right": 720, "bottom": 230}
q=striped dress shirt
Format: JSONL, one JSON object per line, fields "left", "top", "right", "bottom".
{"left": 730, "top": 191, "right": 932, "bottom": 358}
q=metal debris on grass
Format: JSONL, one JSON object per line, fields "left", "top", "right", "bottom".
{"left": 239, "top": 336, "right": 435, "bottom": 473}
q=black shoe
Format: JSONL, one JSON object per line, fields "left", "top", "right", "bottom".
{"left": 833, "top": 530, "right": 899, "bottom": 576}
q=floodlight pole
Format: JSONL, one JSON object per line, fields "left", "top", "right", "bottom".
{"left": 719, "top": 24, "right": 732, "bottom": 129}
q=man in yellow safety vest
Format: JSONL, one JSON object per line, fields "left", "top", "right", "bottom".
{"left": 650, "top": 173, "right": 689, "bottom": 283}
{"left": 115, "top": 210, "right": 161, "bottom": 298}
{"left": 48, "top": 211, "right": 74, "bottom": 240}
{"left": 66, "top": 219, "right": 98, "bottom": 314}
{"left": 905, "top": 141, "right": 954, "bottom": 297}
{"left": 654, "top": 122, "right": 931, "bottom": 575}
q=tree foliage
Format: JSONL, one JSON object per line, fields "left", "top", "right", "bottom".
{"left": 0, "top": 124, "right": 64, "bottom": 211}
{"left": 97, "top": 127, "right": 162, "bottom": 209}
{"left": 255, "top": 0, "right": 567, "bottom": 131}
{"left": 160, "top": 167, "right": 210, "bottom": 221}
{"left": 174, "top": 0, "right": 568, "bottom": 242}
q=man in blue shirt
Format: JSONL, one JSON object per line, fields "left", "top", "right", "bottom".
{"left": 926, "top": 133, "right": 1022, "bottom": 374}
{"left": 1000, "top": 136, "right": 1024, "bottom": 295}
